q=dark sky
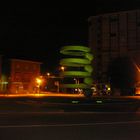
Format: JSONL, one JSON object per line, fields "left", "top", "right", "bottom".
{"left": 0, "top": 1, "right": 140, "bottom": 73}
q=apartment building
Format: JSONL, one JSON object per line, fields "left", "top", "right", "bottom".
{"left": 9, "top": 59, "right": 42, "bottom": 93}
{"left": 88, "top": 9, "right": 140, "bottom": 85}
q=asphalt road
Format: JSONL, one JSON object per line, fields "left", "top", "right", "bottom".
{"left": 0, "top": 111, "right": 139, "bottom": 140}
{"left": 0, "top": 95, "right": 139, "bottom": 139}
{"left": 0, "top": 95, "right": 139, "bottom": 112}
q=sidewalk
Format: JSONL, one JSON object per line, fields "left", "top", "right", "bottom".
{"left": 0, "top": 91, "right": 140, "bottom": 100}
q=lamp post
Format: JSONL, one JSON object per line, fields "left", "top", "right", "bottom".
{"left": 60, "top": 66, "right": 65, "bottom": 92}
{"left": 74, "top": 78, "right": 79, "bottom": 84}
{"left": 60, "top": 66, "right": 65, "bottom": 72}
{"left": 47, "top": 72, "right": 50, "bottom": 77}
{"left": 36, "top": 77, "right": 42, "bottom": 94}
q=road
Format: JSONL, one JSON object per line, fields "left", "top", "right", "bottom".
{"left": 0, "top": 94, "right": 139, "bottom": 112}
{"left": 0, "top": 111, "right": 139, "bottom": 140}
{"left": 0, "top": 94, "right": 139, "bottom": 139}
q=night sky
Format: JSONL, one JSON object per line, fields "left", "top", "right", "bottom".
{"left": 0, "top": 1, "right": 140, "bottom": 73}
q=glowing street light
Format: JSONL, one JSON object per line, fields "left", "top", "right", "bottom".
{"left": 36, "top": 78, "right": 42, "bottom": 85}
{"left": 60, "top": 66, "right": 65, "bottom": 71}
{"left": 36, "top": 77, "right": 43, "bottom": 94}
{"left": 74, "top": 78, "right": 79, "bottom": 84}
{"left": 133, "top": 61, "right": 140, "bottom": 73}
{"left": 47, "top": 72, "right": 50, "bottom": 76}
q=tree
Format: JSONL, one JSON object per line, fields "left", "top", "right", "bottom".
{"left": 108, "top": 57, "right": 137, "bottom": 95}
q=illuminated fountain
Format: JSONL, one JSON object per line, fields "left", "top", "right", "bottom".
{"left": 59, "top": 45, "right": 93, "bottom": 97}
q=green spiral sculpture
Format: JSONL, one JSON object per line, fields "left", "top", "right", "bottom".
{"left": 60, "top": 45, "right": 93, "bottom": 94}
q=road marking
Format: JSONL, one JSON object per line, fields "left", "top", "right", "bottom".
{"left": 0, "top": 111, "right": 140, "bottom": 115}
{"left": 0, "top": 121, "right": 140, "bottom": 128}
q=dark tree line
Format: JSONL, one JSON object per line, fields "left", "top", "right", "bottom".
{"left": 108, "top": 57, "right": 137, "bottom": 95}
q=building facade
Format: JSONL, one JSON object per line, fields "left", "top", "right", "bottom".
{"left": 9, "top": 59, "right": 42, "bottom": 93}
{"left": 88, "top": 9, "right": 140, "bottom": 85}
{"left": 0, "top": 55, "right": 2, "bottom": 80}
{"left": 0, "top": 55, "right": 3, "bottom": 91}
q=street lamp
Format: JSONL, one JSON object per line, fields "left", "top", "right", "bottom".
{"left": 60, "top": 66, "right": 65, "bottom": 71}
{"left": 47, "top": 72, "right": 50, "bottom": 77}
{"left": 133, "top": 61, "right": 140, "bottom": 73}
{"left": 74, "top": 78, "right": 79, "bottom": 84}
{"left": 36, "top": 77, "right": 43, "bottom": 94}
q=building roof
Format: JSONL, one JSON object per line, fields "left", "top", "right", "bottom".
{"left": 88, "top": 9, "right": 140, "bottom": 21}
{"left": 10, "top": 58, "right": 42, "bottom": 64}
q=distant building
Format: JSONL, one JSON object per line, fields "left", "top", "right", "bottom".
{"left": 0, "top": 55, "right": 2, "bottom": 79}
{"left": 0, "top": 55, "right": 4, "bottom": 91}
{"left": 9, "top": 59, "right": 42, "bottom": 93}
{"left": 88, "top": 9, "right": 140, "bottom": 84}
